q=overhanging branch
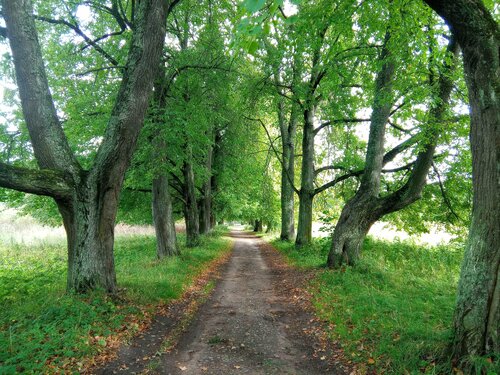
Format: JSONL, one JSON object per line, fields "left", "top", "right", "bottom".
{"left": 314, "top": 118, "right": 370, "bottom": 135}
{"left": 244, "top": 115, "right": 300, "bottom": 195}
{"left": 0, "top": 162, "right": 72, "bottom": 199}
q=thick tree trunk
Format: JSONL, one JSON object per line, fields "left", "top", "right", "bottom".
{"left": 183, "top": 159, "right": 200, "bottom": 247}
{"left": 327, "top": 193, "right": 375, "bottom": 267}
{"left": 296, "top": 108, "right": 316, "bottom": 246}
{"left": 327, "top": 33, "right": 394, "bottom": 265}
{"left": 423, "top": 0, "right": 500, "bottom": 361}
{"left": 58, "top": 190, "right": 117, "bottom": 293}
{"left": 152, "top": 175, "right": 179, "bottom": 258}
{"left": 253, "top": 219, "right": 263, "bottom": 232}
{"left": 296, "top": 190, "right": 314, "bottom": 245}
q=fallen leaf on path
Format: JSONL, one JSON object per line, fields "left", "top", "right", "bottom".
{"left": 179, "top": 365, "right": 187, "bottom": 371}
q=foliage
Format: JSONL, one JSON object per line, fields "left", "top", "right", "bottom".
{"left": 0, "top": 229, "right": 231, "bottom": 373}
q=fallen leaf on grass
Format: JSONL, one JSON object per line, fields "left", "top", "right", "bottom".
{"left": 367, "top": 358, "right": 375, "bottom": 365}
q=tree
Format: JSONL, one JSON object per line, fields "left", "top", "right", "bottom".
{"left": 327, "top": 33, "right": 459, "bottom": 267}
{"left": 0, "top": 0, "right": 175, "bottom": 293}
{"left": 422, "top": 0, "right": 499, "bottom": 363}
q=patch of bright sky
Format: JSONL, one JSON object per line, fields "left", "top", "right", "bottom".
{"left": 283, "top": 1, "right": 298, "bottom": 17}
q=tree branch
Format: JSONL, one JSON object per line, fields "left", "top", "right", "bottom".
{"left": 0, "top": 162, "right": 72, "bottom": 199}
{"left": 314, "top": 164, "right": 347, "bottom": 176}
{"left": 382, "top": 135, "right": 419, "bottom": 164}
{"left": 244, "top": 115, "right": 300, "bottom": 195}
{"left": 314, "top": 118, "right": 370, "bottom": 135}
{"left": 34, "top": 15, "right": 120, "bottom": 66}
{"left": 432, "top": 162, "right": 462, "bottom": 222}
{"left": 314, "top": 169, "right": 363, "bottom": 195}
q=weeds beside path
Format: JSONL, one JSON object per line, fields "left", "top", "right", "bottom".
{"left": 269, "top": 235, "right": 498, "bottom": 374}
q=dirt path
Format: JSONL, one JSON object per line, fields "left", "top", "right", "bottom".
{"left": 156, "top": 231, "right": 344, "bottom": 375}
{"left": 97, "top": 230, "right": 348, "bottom": 374}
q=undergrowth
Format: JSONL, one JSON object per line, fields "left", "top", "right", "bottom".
{"left": 271, "top": 236, "right": 499, "bottom": 374}
{"left": 0, "top": 228, "right": 231, "bottom": 374}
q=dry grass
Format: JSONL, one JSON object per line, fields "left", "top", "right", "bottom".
{"left": 0, "top": 206, "right": 185, "bottom": 245}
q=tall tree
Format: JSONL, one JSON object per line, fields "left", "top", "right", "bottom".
{"left": 328, "top": 34, "right": 459, "bottom": 267}
{"left": 423, "top": 0, "right": 499, "bottom": 363}
{"left": 0, "top": 0, "right": 175, "bottom": 293}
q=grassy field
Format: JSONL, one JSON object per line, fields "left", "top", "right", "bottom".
{"left": 271, "top": 236, "right": 499, "bottom": 374}
{"left": 0, "top": 225, "right": 231, "bottom": 374}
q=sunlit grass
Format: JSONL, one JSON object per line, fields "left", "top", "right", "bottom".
{"left": 0, "top": 228, "right": 231, "bottom": 374}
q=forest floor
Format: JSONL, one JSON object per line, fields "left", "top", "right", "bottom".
{"left": 97, "top": 230, "right": 350, "bottom": 375}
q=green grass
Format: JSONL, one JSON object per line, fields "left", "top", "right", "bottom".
{"left": 0, "top": 229, "right": 231, "bottom": 374}
{"left": 271, "top": 236, "right": 499, "bottom": 374}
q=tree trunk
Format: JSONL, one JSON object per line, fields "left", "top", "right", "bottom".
{"left": 199, "top": 142, "right": 213, "bottom": 234}
{"left": 295, "top": 107, "right": 316, "bottom": 246}
{"left": 183, "top": 159, "right": 200, "bottom": 247}
{"left": 280, "top": 102, "right": 297, "bottom": 241}
{"left": 423, "top": 0, "right": 500, "bottom": 361}
{"left": 253, "top": 219, "right": 263, "bottom": 232}
{"left": 327, "top": 32, "right": 395, "bottom": 265}
{"left": 58, "top": 191, "right": 117, "bottom": 293}
{"left": 152, "top": 175, "right": 179, "bottom": 258}
{"left": 327, "top": 193, "right": 375, "bottom": 267}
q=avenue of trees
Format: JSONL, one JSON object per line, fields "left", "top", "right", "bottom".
{"left": 0, "top": 0, "right": 497, "bottom": 368}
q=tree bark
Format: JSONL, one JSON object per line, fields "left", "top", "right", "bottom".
{"left": 152, "top": 174, "right": 179, "bottom": 258}
{"left": 295, "top": 107, "right": 316, "bottom": 245}
{"left": 183, "top": 157, "right": 200, "bottom": 247}
{"left": 279, "top": 101, "right": 298, "bottom": 241}
{"left": 199, "top": 140, "right": 213, "bottom": 234}
{"left": 326, "top": 33, "right": 396, "bottom": 267}
{"left": 2, "top": 0, "right": 171, "bottom": 293}
{"left": 423, "top": 0, "right": 500, "bottom": 361}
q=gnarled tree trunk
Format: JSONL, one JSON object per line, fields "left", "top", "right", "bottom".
{"left": 327, "top": 32, "right": 396, "bottom": 267}
{"left": 423, "top": 0, "right": 499, "bottom": 362}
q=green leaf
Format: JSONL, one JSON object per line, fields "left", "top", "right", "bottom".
{"left": 247, "top": 40, "right": 260, "bottom": 55}
{"left": 284, "top": 14, "right": 299, "bottom": 25}
{"left": 244, "top": 0, "right": 266, "bottom": 13}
